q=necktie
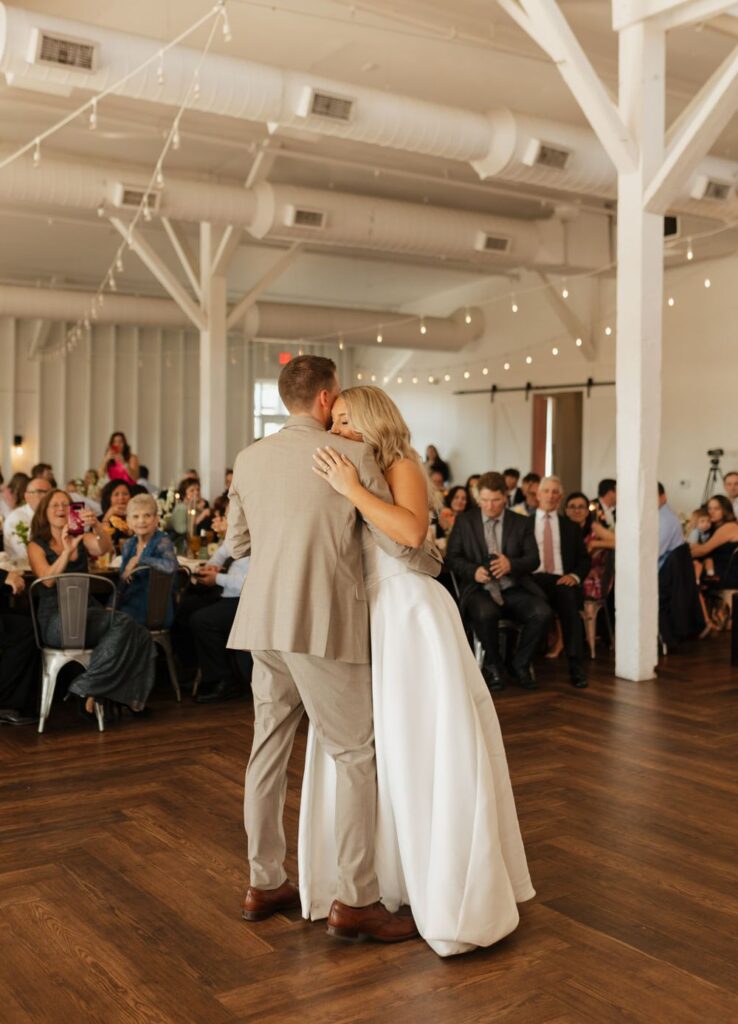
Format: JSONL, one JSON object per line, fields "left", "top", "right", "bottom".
{"left": 543, "top": 513, "right": 555, "bottom": 574}
{"left": 483, "top": 517, "right": 504, "bottom": 606}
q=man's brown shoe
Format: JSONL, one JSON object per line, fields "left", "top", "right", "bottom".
{"left": 326, "top": 900, "right": 419, "bottom": 943}
{"left": 242, "top": 880, "right": 301, "bottom": 921}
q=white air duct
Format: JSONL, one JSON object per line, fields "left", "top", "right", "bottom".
{"left": 0, "top": 150, "right": 611, "bottom": 271}
{"left": 0, "top": 285, "right": 482, "bottom": 350}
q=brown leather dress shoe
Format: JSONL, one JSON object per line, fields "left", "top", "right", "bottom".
{"left": 242, "top": 880, "right": 301, "bottom": 921}
{"left": 326, "top": 900, "right": 419, "bottom": 943}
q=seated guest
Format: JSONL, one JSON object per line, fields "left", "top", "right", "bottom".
{"left": 465, "top": 474, "right": 481, "bottom": 508}
{"left": 82, "top": 468, "right": 101, "bottom": 502}
{"left": 100, "top": 479, "right": 136, "bottom": 551}
{"left": 725, "top": 472, "right": 738, "bottom": 519}
{"left": 534, "top": 477, "right": 590, "bottom": 688}
{"left": 190, "top": 496, "right": 251, "bottom": 703}
{"left": 30, "top": 462, "right": 56, "bottom": 485}
{"left": 503, "top": 468, "right": 524, "bottom": 508}
{"left": 170, "top": 476, "right": 211, "bottom": 537}
{"left": 428, "top": 468, "right": 446, "bottom": 497}
{"left": 565, "top": 491, "right": 611, "bottom": 600}
{"left": 594, "top": 478, "right": 617, "bottom": 528}
{"left": 687, "top": 506, "right": 712, "bottom": 545}
{"left": 0, "top": 471, "right": 30, "bottom": 520}
{"left": 99, "top": 431, "right": 139, "bottom": 487}
{"left": 27, "top": 490, "right": 156, "bottom": 717}
{"left": 0, "top": 568, "right": 39, "bottom": 725}
{"left": 67, "top": 478, "right": 102, "bottom": 517}
{"left": 136, "top": 465, "right": 159, "bottom": 497}
{"left": 223, "top": 467, "right": 234, "bottom": 499}
{"left": 446, "top": 471, "right": 551, "bottom": 692}
{"left": 425, "top": 444, "right": 451, "bottom": 484}
{"left": 433, "top": 486, "right": 468, "bottom": 548}
{"left": 3, "top": 476, "right": 53, "bottom": 562}
{"left": 513, "top": 473, "right": 540, "bottom": 517}
{"left": 118, "top": 493, "right": 178, "bottom": 627}
{"left": 658, "top": 484, "right": 685, "bottom": 570}
{"left": 690, "top": 495, "right": 738, "bottom": 587}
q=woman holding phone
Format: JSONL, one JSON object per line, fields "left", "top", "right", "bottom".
{"left": 27, "top": 490, "right": 156, "bottom": 720}
{"left": 100, "top": 431, "right": 140, "bottom": 487}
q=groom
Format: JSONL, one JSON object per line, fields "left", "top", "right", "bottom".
{"left": 226, "top": 355, "right": 441, "bottom": 941}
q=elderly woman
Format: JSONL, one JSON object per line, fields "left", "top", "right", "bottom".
{"left": 27, "top": 490, "right": 156, "bottom": 719}
{"left": 118, "top": 493, "right": 178, "bottom": 627}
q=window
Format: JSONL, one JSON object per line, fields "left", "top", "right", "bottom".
{"left": 254, "top": 380, "right": 287, "bottom": 440}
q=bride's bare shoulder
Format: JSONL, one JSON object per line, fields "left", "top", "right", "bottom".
{"left": 386, "top": 458, "right": 426, "bottom": 487}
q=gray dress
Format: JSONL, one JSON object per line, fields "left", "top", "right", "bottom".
{"left": 35, "top": 538, "right": 156, "bottom": 710}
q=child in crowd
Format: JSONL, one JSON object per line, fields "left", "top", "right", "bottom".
{"left": 688, "top": 506, "right": 714, "bottom": 577}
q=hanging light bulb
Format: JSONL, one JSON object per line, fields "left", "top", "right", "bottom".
{"left": 419, "top": 318, "right": 427, "bottom": 335}
{"left": 704, "top": 277, "right": 711, "bottom": 288}
{"left": 83, "top": 318, "right": 91, "bottom": 332}
{"left": 561, "top": 282, "right": 569, "bottom": 299}
{"left": 371, "top": 374, "right": 377, "bottom": 382}
{"left": 338, "top": 335, "right": 344, "bottom": 351}
{"left": 115, "top": 253, "right": 124, "bottom": 274}
{"left": 464, "top": 308, "right": 472, "bottom": 325}
{"left": 143, "top": 203, "right": 153, "bottom": 222}
{"left": 552, "top": 346, "right": 559, "bottom": 355}
{"left": 503, "top": 361, "right": 510, "bottom": 371}
{"left": 686, "top": 239, "right": 694, "bottom": 260}
{"left": 91, "top": 306, "right": 98, "bottom": 321}
{"left": 298, "top": 346, "right": 304, "bottom": 356}
{"left": 156, "top": 52, "right": 165, "bottom": 85}
{"left": 172, "top": 124, "right": 181, "bottom": 151}
{"left": 511, "top": 296, "right": 518, "bottom": 313}
{"left": 383, "top": 376, "right": 389, "bottom": 384}
{"left": 88, "top": 99, "right": 98, "bottom": 131}
{"left": 376, "top": 328, "right": 383, "bottom": 344}
{"left": 412, "top": 376, "right": 418, "bottom": 384}
{"left": 357, "top": 372, "right": 363, "bottom": 380}
{"left": 667, "top": 296, "right": 675, "bottom": 307}
{"left": 427, "top": 375, "right": 434, "bottom": 384}
{"left": 32, "top": 139, "right": 41, "bottom": 168}
{"left": 482, "top": 367, "right": 489, "bottom": 376}
{"left": 444, "top": 373, "right": 451, "bottom": 382}
{"left": 221, "top": 7, "right": 233, "bottom": 42}
{"left": 525, "top": 355, "right": 533, "bottom": 364}
{"left": 463, "top": 370, "right": 470, "bottom": 379}
{"left": 108, "top": 273, "right": 117, "bottom": 292}
{"left": 155, "top": 167, "right": 165, "bottom": 188}
{"left": 396, "top": 376, "right": 403, "bottom": 384}
{"left": 605, "top": 325, "right": 612, "bottom": 336}
{"left": 575, "top": 337, "right": 583, "bottom": 347}
{"left": 192, "top": 69, "right": 201, "bottom": 103}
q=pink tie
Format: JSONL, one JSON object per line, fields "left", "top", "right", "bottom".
{"left": 543, "top": 513, "right": 555, "bottom": 573}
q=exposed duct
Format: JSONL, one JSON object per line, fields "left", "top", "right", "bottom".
{"left": 0, "top": 285, "right": 483, "bottom": 350}
{"left": 0, "top": 3, "right": 736, "bottom": 220}
{"left": 0, "top": 150, "right": 611, "bottom": 271}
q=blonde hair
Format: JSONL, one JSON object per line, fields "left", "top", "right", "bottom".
{"left": 340, "top": 385, "right": 437, "bottom": 508}
{"left": 126, "top": 492, "right": 158, "bottom": 521}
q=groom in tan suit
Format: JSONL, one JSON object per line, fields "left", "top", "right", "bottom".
{"left": 227, "top": 355, "right": 440, "bottom": 941}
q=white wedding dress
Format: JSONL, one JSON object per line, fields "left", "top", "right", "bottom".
{"left": 297, "top": 528, "right": 535, "bottom": 957}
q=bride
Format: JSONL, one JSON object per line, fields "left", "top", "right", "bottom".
{"left": 300, "top": 385, "right": 535, "bottom": 957}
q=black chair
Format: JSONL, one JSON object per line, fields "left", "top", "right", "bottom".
{"left": 29, "top": 573, "right": 116, "bottom": 733}
{"left": 129, "top": 565, "right": 190, "bottom": 701}
{"left": 448, "top": 570, "right": 522, "bottom": 669}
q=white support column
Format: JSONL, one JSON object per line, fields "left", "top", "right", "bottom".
{"left": 153, "top": 330, "right": 163, "bottom": 484}
{"left": 614, "top": 21, "right": 665, "bottom": 681}
{"left": 199, "top": 223, "right": 228, "bottom": 502}
{"left": 242, "top": 334, "right": 255, "bottom": 448}
{"left": 0, "top": 317, "right": 15, "bottom": 475}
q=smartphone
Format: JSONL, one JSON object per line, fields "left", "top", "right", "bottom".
{"left": 68, "top": 501, "right": 86, "bottom": 537}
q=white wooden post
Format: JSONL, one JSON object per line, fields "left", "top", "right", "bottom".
{"left": 614, "top": 21, "right": 665, "bottom": 680}
{"left": 199, "top": 223, "right": 228, "bottom": 503}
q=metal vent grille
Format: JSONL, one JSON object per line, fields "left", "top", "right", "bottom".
{"left": 293, "top": 208, "right": 325, "bottom": 228}
{"left": 535, "top": 144, "right": 571, "bottom": 170}
{"left": 113, "top": 183, "right": 160, "bottom": 212}
{"left": 483, "top": 234, "right": 511, "bottom": 252}
{"left": 703, "top": 179, "right": 732, "bottom": 201}
{"left": 310, "top": 91, "right": 354, "bottom": 122}
{"left": 36, "top": 31, "right": 96, "bottom": 71}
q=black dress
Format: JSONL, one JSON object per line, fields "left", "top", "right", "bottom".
{"left": 34, "top": 539, "right": 156, "bottom": 710}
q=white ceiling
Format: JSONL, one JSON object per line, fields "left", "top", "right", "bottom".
{"left": 1, "top": 0, "right": 738, "bottom": 321}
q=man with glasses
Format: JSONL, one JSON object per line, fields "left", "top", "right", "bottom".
{"left": 3, "top": 476, "right": 52, "bottom": 562}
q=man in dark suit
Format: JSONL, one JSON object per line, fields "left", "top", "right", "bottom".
{"left": 594, "top": 478, "right": 616, "bottom": 529}
{"left": 503, "top": 468, "right": 524, "bottom": 508}
{"left": 532, "top": 476, "right": 591, "bottom": 688}
{"left": 446, "top": 471, "right": 551, "bottom": 692}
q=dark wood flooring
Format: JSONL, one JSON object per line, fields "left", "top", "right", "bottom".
{"left": 2, "top": 638, "right": 738, "bottom": 1024}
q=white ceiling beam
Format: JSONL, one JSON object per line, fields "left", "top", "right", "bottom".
{"left": 160, "top": 217, "right": 202, "bottom": 303}
{"left": 109, "top": 217, "right": 206, "bottom": 331}
{"left": 211, "top": 225, "right": 242, "bottom": 278}
{"left": 27, "top": 317, "right": 52, "bottom": 358}
{"left": 226, "top": 243, "right": 303, "bottom": 330}
{"left": 537, "top": 273, "right": 597, "bottom": 361}
{"left": 495, "top": 0, "right": 549, "bottom": 51}
{"left": 517, "top": 0, "right": 638, "bottom": 174}
{"left": 644, "top": 42, "right": 738, "bottom": 211}
{"left": 613, "top": 0, "right": 738, "bottom": 31}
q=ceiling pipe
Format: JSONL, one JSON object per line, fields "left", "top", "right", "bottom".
{"left": 0, "top": 3, "right": 735, "bottom": 220}
{"left": 0, "top": 150, "right": 611, "bottom": 271}
{"left": 0, "top": 285, "right": 483, "bottom": 350}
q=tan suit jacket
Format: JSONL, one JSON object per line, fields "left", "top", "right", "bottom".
{"left": 226, "top": 415, "right": 441, "bottom": 663}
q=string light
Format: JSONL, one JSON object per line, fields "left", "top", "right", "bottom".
{"left": 89, "top": 99, "right": 98, "bottom": 131}
{"left": 115, "top": 254, "right": 124, "bottom": 274}
{"left": 172, "top": 124, "right": 181, "bottom": 151}
{"left": 511, "top": 296, "right": 518, "bottom": 313}
{"left": 143, "top": 203, "right": 153, "bottom": 221}
{"left": 371, "top": 374, "right": 377, "bottom": 382}
{"left": 32, "top": 139, "right": 41, "bottom": 168}
{"left": 576, "top": 337, "right": 583, "bottom": 347}
{"left": 383, "top": 376, "right": 389, "bottom": 384}
{"left": 376, "top": 328, "right": 383, "bottom": 344}
{"left": 667, "top": 296, "right": 675, "bottom": 307}
{"left": 419, "top": 318, "right": 427, "bottom": 335}
{"left": 192, "top": 69, "right": 201, "bottom": 103}
{"left": 463, "top": 370, "right": 470, "bottom": 379}
{"left": 427, "top": 375, "right": 434, "bottom": 383}
{"left": 108, "top": 273, "right": 116, "bottom": 291}
{"left": 704, "top": 277, "right": 711, "bottom": 288}
{"left": 482, "top": 367, "right": 489, "bottom": 375}
{"left": 464, "top": 308, "right": 472, "bottom": 324}
{"left": 156, "top": 52, "right": 165, "bottom": 85}
{"left": 155, "top": 167, "right": 165, "bottom": 188}
{"left": 604, "top": 326, "right": 612, "bottom": 336}
{"left": 526, "top": 355, "right": 533, "bottom": 364}
{"left": 686, "top": 239, "right": 694, "bottom": 260}
{"left": 552, "top": 346, "right": 559, "bottom": 355}
{"left": 503, "top": 362, "right": 510, "bottom": 371}
{"left": 220, "top": 2, "right": 233, "bottom": 42}
{"left": 396, "top": 376, "right": 403, "bottom": 384}
{"left": 338, "top": 335, "right": 344, "bottom": 351}
{"left": 412, "top": 376, "right": 418, "bottom": 384}
{"left": 444, "top": 373, "right": 451, "bottom": 382}
{"left": 357, "top": 372, "right": 363, "bottom": 380}
{"left": 561, "top": 281, "right": 569, "bottom": 299}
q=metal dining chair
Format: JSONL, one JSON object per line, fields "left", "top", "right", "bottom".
{"left": 29, "top": 573, "right": 117, "bottom": 734}
{"left": 129, "top": 564, "right": 190, "bottom": 701}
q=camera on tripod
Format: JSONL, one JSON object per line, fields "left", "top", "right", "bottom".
{"left": 704, "top": 448, "right": 725, "bottom": 501}
{"left": 707, "top": 448, "right": 724, "bottom": 461}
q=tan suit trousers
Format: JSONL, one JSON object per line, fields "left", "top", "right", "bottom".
{"left": 245, "top": 650, "right": 379, "bottom": 908}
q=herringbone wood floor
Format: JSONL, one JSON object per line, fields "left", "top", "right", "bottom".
{"left": 2, "top": 639, "right": 738, "bottom": 1024}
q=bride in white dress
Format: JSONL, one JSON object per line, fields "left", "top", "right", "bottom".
{"left": 299, "top": 386, "right": 535, "bottom": 957}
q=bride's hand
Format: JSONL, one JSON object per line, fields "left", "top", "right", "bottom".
{"left": 312, "top": 446, "right": 360, "bottom": 497}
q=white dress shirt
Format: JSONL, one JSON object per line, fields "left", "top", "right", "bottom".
{"left": 2, "top": 503, "right": 33, "bottom": 562}
{"left": 534, "top": 509, "right": 564, "bottom": 577}
{"left": 208, "top": 539, "right": 250, "bottom": 599}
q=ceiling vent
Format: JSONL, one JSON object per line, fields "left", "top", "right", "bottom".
{"left": 295, "top": 86, "right": 355, "bottom": 123}
{"left": 474, "top": 231, "right": 511, "bottom": 254}
{"left": 112, "top": 183, "right": 161, "bottom": 213}
{"left": 27, "top": 27, "right": 98, "bottom": 72}
{"left": 690, "top": 174, "right": 734, "bottom": 202}
{"left": 522, "top": 139, "right": 572, "bottom": 171}
{"left": 284, "top": 205, "right": 326, "bottom": 229}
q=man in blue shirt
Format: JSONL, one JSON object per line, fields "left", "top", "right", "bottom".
{"left": 658, "top": 483, "right": 685, "bottom": 570}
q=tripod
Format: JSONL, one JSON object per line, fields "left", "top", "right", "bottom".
{"left": 702, "top": 458, "right": 724, "bottom": 504}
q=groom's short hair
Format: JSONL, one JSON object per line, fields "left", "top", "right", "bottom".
{"left": 278, "top": 355, "right": 337, "bottom": 411}
{"left": 477, "top": 471, "right": 506, "bottom": 495}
